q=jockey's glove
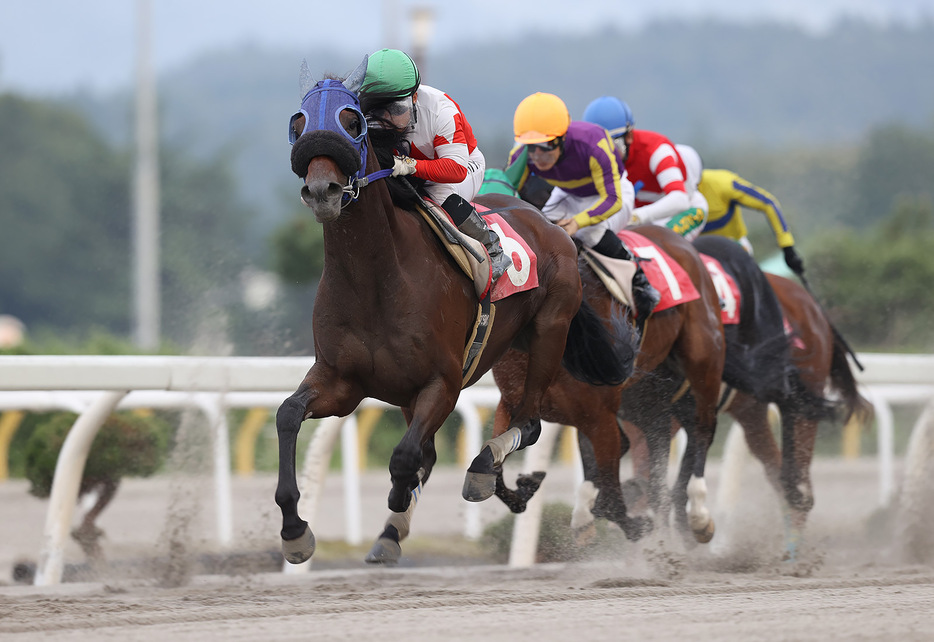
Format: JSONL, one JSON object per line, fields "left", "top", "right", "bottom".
{"left": 392, "top": 155, "right": 417, "bottom": 177}
{"left": 783, "top": 246, "right": 805, "bottom": 274}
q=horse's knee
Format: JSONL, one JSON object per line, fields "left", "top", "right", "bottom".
{"left": 276, "top": 396, "right": 306, "bottom": 435}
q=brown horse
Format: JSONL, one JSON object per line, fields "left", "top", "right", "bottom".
{"left": 492, "top": 224, "right": 726, "bottom": 543}
{"left": 275, "top": 76, "right": 637, "bottom": 564}
{"left": 587, "top": 238, "right": 871, "bottom": 559}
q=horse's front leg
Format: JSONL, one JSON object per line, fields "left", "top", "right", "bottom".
{"left": 366, "top": 435, "right": 437, "bottom": 564}
{"left": 366, "top": 381, "right": 456, "bottom": 564}
{"left": 275, "top": 365, "right": 362, "bottom": 564}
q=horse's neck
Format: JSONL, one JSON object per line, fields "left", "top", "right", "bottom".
{"left": 322, "top": 187, "right": 407, "bottom": 291}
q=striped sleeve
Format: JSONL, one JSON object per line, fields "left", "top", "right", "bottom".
{"left": 572, "top": 135, "right": 623, "bottom": 227}
{"left": 731, "top": 177, "right": 795, "bottom": 247}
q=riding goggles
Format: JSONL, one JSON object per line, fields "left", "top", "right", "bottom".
{"left": 526, "top": 138, "right": 561, "bottom": 152}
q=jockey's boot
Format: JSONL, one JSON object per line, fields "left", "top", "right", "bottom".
{"left": 442, "top": 194, "right": 513, "bottom": 284}
{"left": 592, "top": 230, "right": 660, "bottom": 320}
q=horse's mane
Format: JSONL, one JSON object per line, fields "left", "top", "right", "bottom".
{"left": 366, "top": 125, "right": 425, "bottom": 211}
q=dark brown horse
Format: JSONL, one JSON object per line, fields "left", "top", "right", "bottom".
{"left": 492, "top": 224, "right": 726, "bottom": 543}
{"left": 275, "top": 76, "right": 637, "bottom": 564}
{"left": 586, "top": 238, "right": 871, "bottom": 559}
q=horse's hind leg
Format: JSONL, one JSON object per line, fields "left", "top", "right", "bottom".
{"left": 464, "top": 296, "right": 575, "bottom": 501}
{"left": 779, "top": 411, "right": 819, "bottom": 560}
{"left": 491, "top": 401, "right": 547, "bottom": 514}
{"left": 729, "top": 396, "right": 785, "bottom": 502}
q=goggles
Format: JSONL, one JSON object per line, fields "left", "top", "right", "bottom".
{"left": 526, "top": 139, "right": 561, "bottom": 152}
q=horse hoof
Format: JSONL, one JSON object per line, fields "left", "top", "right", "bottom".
{"left": 692, "top": 517, "right": 715, "bottom": 544}
{"left": 574, "top": 522, "right": 598, "bottom": 547}
{"left": 463, "top": 471, "right": 497, "bottom": 502}
{"left": 281, "top": 525, "right": 316, "bottom": 564}
{"left": 365, "top": 537, "right": 401, "bottom": 565}
{"left": 624, "top": 515, "right": 654, "bottom": 541}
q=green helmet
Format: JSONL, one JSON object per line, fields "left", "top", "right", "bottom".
{"left": 361, "top": 49, "right": 420, "bottom": 102}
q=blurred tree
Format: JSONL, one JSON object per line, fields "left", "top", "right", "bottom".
{"left": 0, "top": 93, "right": 253, "bottom": 350}
{"left": 848, "top": 124, "right": 934, "bottom": 229}
{"left": 808, "top": 196, "right": 934, "bottom": 350}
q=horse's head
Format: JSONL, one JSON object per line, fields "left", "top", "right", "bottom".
{"left": 289, "top": 78, "right": 370, "bottom": 222}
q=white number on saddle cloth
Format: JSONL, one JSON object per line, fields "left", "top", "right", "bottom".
{"left": 491, "top": 222, "right": 531, "bottom": 286}
{"left": 702, "top": 257, "right": 738, "bottom": 321}
{"left": 633, "top": 245, "right": 684, "bottom": 300}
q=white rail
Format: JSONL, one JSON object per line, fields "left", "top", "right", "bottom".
{"left": 0, "top": 353, "right": 931, "bottom": 581}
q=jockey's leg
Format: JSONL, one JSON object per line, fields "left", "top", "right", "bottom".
{"left": 442, "top": 193, "right": 513, "bottom": 284}
{"left": 591, "top": 229, "right": 660, "bottom": 320}
{"left": 665, "top": 207, "right": 708, "bottom": 240}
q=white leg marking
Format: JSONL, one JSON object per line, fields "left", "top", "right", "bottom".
{"left": 483, "top": 426, "right": 523, "bottom": 465}
{"left": 571, "top": 481, "right": 599, "bottom": 530}
{"left": 687, "top": 475, "right": 710, "bottom": 531}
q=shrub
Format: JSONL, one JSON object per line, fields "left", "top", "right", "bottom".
{"left": 24, "top": 412, "right": 170, "bottom": 498}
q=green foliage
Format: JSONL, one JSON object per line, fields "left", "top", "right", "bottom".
{"left": 807, "top": 196, "right": 934, "bottom": 350}
{"left": 24, "top": 412, "right": 171, "bottom": 498}
{"left": 271, "top": 215, "right": 325, "bottom": 284}
{"left": 0, "top": 92, "right": 253, "bottom": 351}
{"left": 481, "top": 502, "right": 578, "bottom": 563}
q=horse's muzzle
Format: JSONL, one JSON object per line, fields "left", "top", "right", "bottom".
{"left": 301, "top": 179, "right": 344, "bottom": 222}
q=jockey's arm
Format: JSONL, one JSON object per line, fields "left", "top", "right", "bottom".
{"left": 571, "top": 137, "right": 627, "bottom": 228}
{"left": 632, "top": 189, "right": 690, "bottom": 224}
{"left": 731, "top": 177, "right": 795, "bottom": 248}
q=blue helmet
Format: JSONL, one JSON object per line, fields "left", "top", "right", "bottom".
{"left": 582, "top": 96, "right": 634, "bottom": 138}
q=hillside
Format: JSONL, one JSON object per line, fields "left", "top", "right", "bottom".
{"left": 70, "top": 19, "right": 934, "bottom": 244}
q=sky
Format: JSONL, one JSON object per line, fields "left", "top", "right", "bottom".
{"left": 1, "top": 0, "right": 933, "bottom": 96}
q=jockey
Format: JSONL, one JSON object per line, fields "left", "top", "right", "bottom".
{"left": 359, "top": 48, "right": 512, "bottom": 283}
{"left": 505, "top": 92, "right": 660, "bottom": 321}
{"left": 697, "top": 168, "right": 804, "bottom": 274}
{"left": 582, "top": 96, "right": 708, "bottom": 240}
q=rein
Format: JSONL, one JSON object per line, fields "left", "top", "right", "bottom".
{"left": 341, "top": 167, "right": 394, "bottom": 207}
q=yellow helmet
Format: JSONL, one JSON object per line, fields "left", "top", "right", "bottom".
{"left": 513, "top": 92, "right": 571, "bottom": 144}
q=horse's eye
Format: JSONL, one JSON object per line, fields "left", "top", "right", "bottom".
{"left": 340, "top": 109, "right": 361, "bottom": 138}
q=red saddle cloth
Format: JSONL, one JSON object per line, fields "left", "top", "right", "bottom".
{"left": 475, "top": 204, "right": 539, "bottom": 302}
{"left": 698, "top": 253, "right": 741, "bottom": 325}
{"left": 619, "top": 231, "right": 700, "bottom": 312}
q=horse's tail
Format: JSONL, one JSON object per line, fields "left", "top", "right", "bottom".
{"left": 562, "top": 298, "right": 637, "bottom": 386}
{"left": 828, "top": 329, "right": 874, "bottom": 425}
{"left": 721, "top": 331, "right": 790, "bottom": 403}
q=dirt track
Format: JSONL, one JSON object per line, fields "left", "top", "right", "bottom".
{"left": 2, "top": 458, "right": 934, "bottom": 640}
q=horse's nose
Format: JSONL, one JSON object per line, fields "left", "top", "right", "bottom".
{"left": 300, "top": 179, "right": 344, "bottom": 220}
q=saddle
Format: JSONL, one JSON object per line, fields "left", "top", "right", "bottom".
{"left": 580, "top": 248, "right": 637, "bottom": 309}
{"left": 414, "top": 199, "right": 495, "bottom": 387}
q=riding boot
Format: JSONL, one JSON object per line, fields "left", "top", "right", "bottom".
{"left": 442, "top": 194, "right": 513, "bottom": 284}
{"left": 592, "top": 230, "right": 660, "bottom": 319}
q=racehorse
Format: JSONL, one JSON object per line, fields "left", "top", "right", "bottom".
{"left": 492, "top": 224, "right": 726, "bottom": 543}
{"left": 581, "top": 236, "right": 872, "bottom": 558}
{"left": 275, "top": 71, "right": 637, "bottom": 564}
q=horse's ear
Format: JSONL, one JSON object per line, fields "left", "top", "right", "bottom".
{"left": 344, "top": 55, "right": 368, "bottom": 94}
{"left": 299, "top": 58, "right": 314, "bottom": 97}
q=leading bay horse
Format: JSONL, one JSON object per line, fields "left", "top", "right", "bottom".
{"left": 275, "top": 73, "right": 637, "bottom": 564}
{"left": 492, "top": 224, "right": 726, "bottom": 543}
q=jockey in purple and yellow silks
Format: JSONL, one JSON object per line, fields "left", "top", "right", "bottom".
{"left": 505, "top": 92, "right": 660, "bottom": 320}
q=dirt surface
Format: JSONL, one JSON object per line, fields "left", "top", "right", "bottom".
{"left": 2, "top": 457, "right": 934, "bottom": 640}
